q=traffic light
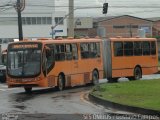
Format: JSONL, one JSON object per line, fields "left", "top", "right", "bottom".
{"left": 103, "top": 3, "right": 108, "bottom": 14}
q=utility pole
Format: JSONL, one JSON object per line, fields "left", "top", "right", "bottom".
{"left": 15, "top": 0, "right": 25, "bottom": 41}
{"left": 68, "top": 0, "right": 74, "bottom": 37}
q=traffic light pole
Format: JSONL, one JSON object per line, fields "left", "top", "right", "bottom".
{"left": 16, "top": 0, "right": 24, "bottom": 41}
{"left": 17, "top": 0, "right": 23, "bottom": 41}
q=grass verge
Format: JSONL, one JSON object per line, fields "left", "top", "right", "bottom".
{"left": 91, "top": 79, "right": 160, "bottom": 111}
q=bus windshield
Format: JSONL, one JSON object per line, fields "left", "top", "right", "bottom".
{"left": 7, "top": 43, "right": 41, "bottom": 77}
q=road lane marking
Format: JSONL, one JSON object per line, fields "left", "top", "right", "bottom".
{"left": 0, "top": 85, "right": 8, "bottom": 88}
{"left": 0, "top": 87, "right": 18, "bottom": 91}
{"left": 0, "top": 89, "right": 6, "bottom": 91}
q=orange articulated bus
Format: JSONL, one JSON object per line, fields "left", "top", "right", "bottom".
{"left": 6, "top": 37, "right": 158, "bottom": 92}
{"left": 103, "top": 37, "right": 158, "bottom": 82}
{"left": 6, "top": 38, "right": 104, "bottom": 93}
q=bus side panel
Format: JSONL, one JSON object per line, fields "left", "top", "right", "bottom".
{"left": 70, "top": 74, "right": 85, "bottom": 86}
{"left": 141, "top": 55, "right": 158, "bottom": 75}
{"left": 112, "top": 69, "right": 133, "bottom": 78}
{"left": 142, "top": 67, "right": 158, "bottom": 75}
{"left": 111, "top": 56, "right": 158, "bottom": 78}
{"left": 48, "top": 61, "right": 81, "bottom": 87}
{"left": 78, "top": 58, "right": 103, "bottom": 83}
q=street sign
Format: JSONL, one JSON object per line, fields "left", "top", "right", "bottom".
{"left": 50, "top": 30, "right": 63, "bottom": 35}
{"left": 55, "top": 30, "right": 63, "bottom": 33}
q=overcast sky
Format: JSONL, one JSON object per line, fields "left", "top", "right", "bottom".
{"left": 1, "top": 0, "right": 160, "bottom": 18}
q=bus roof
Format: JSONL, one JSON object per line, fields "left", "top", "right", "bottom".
{"left": 109, "top": 37, "right": 157, "bottom": 42}
{"left": 8, "top": 37, "right": 157, "bottom": 46}
{"left": 8, "top": 38, "right": 102, "bottom": 45}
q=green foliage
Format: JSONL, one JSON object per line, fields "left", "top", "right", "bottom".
{"left": 150, "top": 36, "right": 160, "bottom": 39}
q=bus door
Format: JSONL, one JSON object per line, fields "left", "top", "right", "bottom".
{"left": 43, "top": 45, "right": 55, "bottom": 87}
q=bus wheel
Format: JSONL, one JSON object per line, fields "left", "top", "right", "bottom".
{"left": 134, "top": 67, "right": 142, "bottom": 80}
{"left": 92, "top": 70, "right": 99, "bottom": 85}
{"left": 127, "top": 77, "right": 135, "bottom": 81}
{"left": 58, "top": 74, "right": 65, "bottom": 91}
{"left": 108, "top": 78, "right": 118, "bottom": 83}
{"left": 24, "top": 87, "right": 32, "bottom": 93}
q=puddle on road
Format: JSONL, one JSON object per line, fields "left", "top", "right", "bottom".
{"left": 9, "top": 93, "right": 35, "bottom": 103}
{"left": 51, "top": 94, "right": 72, "bottom": 101}
{"left": 13, "top": 105, "right": 26, "bottom": 110}
{"left": 8, "top": 93, "right": 35, "bottom": 112}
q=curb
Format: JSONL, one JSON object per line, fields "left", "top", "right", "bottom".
{"left": 89, "top": 93, "right": 160, "bottom": 115}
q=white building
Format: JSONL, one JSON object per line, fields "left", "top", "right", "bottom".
{"left": 0, "top": 0, "right": 67, "bottom": 48}
{"left": 0, "top": 12, "right": 67, "bottom": 39}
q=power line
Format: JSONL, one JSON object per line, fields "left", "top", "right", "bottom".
{"left": 21, "top": 4, "right": 160, "bottom": 9}
{"left": 0, "top": 2, "right": 160, "bottom": 18}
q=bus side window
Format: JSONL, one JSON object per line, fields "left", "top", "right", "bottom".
{"left": 89, "top": 42, "right": 100, "bottom": 58}
{"left": 134, "top": 41, "right": 142, "bottom": 56}
{"left": 80, "top": 43, "right": 89, "bottom": 59}
{"left": 114, "top": 42, "right": 123, "bottom": 56}
{"left": 90, "top": 43, "right": 96, "bottom": 58}
{"left": 143, "top": 41, "right": 150, "bottom": 55}
{"left": 55, "top": 44, "right": 65, "bottom": 61}
{"left": 72, "top": 44, "right": 78, "bottom": 60}
{"left": 96, "top": 42, "right": 100, "bottom": 57}
{"left": 124, "top": 42, "right": 133, "bottom": 56}
{"left": 65, "top": 44, "right": 72, "bottom": 60}
{"left": 151, "top": 41, "right": 156, "bottom": 55}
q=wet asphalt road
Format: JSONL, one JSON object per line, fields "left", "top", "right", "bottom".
{"left": 0, "top": 84, "right": 131, "bottom": 120}
{"left": 0, "top": 74, "right": 160, "bottom": 120}
{"left": 0, "top": 83, "right": 128, "bottom": 113}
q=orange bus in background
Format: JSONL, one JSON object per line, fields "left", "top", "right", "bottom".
{"left": 1, "top": 49, "right": 7, "bottom": 65}
{"left": 103, "top": 37, "right": 158, "bottom": 82}
{"left": 7, "top": 38, "right": 103, "bottom": 93}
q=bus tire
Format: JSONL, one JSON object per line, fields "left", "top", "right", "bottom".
{"left": 128, "top": 67, "right": 142, "bottom": 81}
{"left": 58, "top": 74, "right": 65, "bottom": 91}
{"left": 108, "top": 78, "right": 118, "bottom": 83}
{"left": 127, "top": 77, "right": 135, "bottom": 81}
{"left": 92, "top": 70, "right": 99, "bottom": 85}
{"left": 133, "top": 66, "right": 142, "bottom": 80}
{"left": 24, "top": 87, "right": 32, "bottom": 93}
